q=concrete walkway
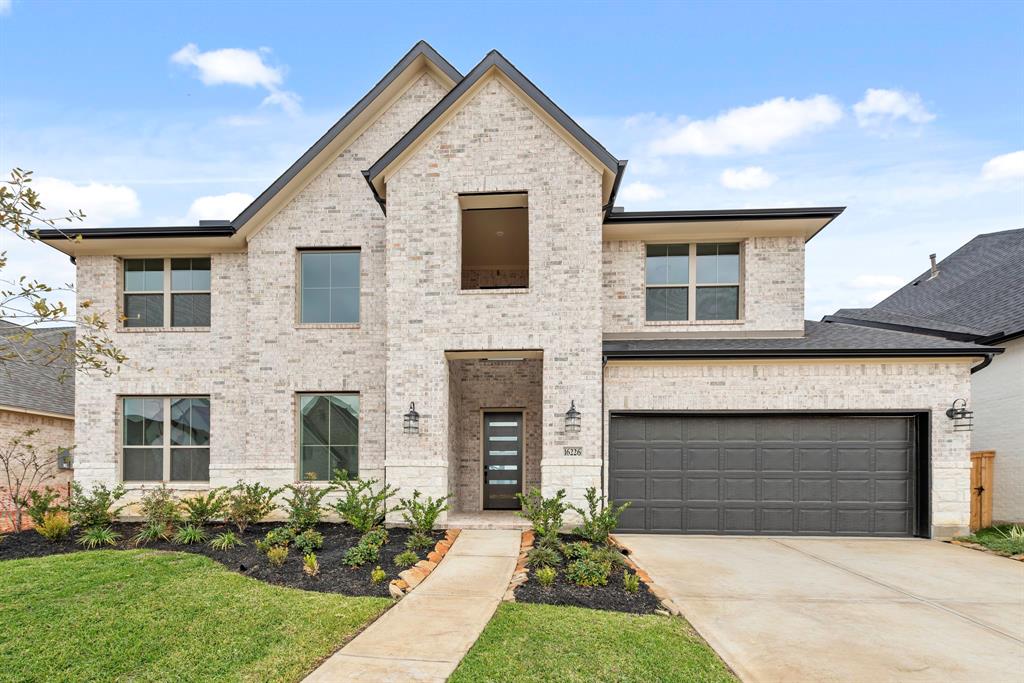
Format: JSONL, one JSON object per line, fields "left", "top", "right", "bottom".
{"left": 618, "top": 535, "right": 1024, "bottom": 682}
{"left": 305, "top": 529, "right": 520, "bottom": 683}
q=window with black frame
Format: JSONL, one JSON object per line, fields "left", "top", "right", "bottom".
{"left": 298, "top": 393, "right": 359, "bottom": 481}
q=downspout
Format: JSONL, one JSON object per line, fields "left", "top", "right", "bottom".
{"left": 970, "top": 353, "right": 995, "bottom": 374}
{"left": 601, "top": 354, "right": 607, "bottom": 498}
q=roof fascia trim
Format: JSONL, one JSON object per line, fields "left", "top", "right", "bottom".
{"left": 601, "top": 348, "right": 1000, "bottom": 360}
{"left": 604, "top": 207, "right": 846, "bottom": 224}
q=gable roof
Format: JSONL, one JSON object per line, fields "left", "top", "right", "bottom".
{"left": 0, "top": 323, "right": 75, "bottom": 417}
{"left": 825, "top": 228, "right": 1024, "bottom": 344}
{"left": 364, "top": 49, "right": 625, "bottom": 212}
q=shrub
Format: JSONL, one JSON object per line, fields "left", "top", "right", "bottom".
{"left": 226, "top": 481, "right": 282, "bottom": 533}
{"left": 570, "top": 487, "right": 631, "bottom": 545}
{"left": 68, "top": 482, "right": 127, "bottom": 529}
{"left": 283, "top": 481, "right": 335, "bottom": 530}
{"left": 516, "top": 488, "right": 567, "bottom": 546}
{"left": 174, "top": 523, "right": 208, "bottom": 545}
{"left": 394, "top": 549, "right": 419, "bottom": 567}
{"left": 180, "top": 489, "right": 228, "bottom": 526}
{"left": 209, "top": 531, "right": 244, "bottom": 550}
{"left": 562, "top": 541, "right": 592, "bottom": 561}
{"left": 303, "top": 553, "right": 320, "bottom": 577}
{"left": 76, "top": 526, "right": 121, "bottom": 549}
{"left": 590, "top": 545, "right": 627, "bottom": 568}
{"left": 527, "top": 545, "right": 560, "bottom": 569}
{"left": 23, "top": 487, "right": 62, "bottom": 527}
{"left": 565, "top": 556, "right": 611, "bottom": 587}
{"left": 293, "top": 529, "right": 324, "bottom": 555}
{"left": 138, "top": 485, "right": 181, "bottom": 531}
{"left": 405, "top": 530, "right": 434, "bottom": 552}
{"left": 329, "top": 471, "right": 399, "bottom": 533}
{"left": 370, "top": 566, "right": 386, "bottom": 584}
{"left": 35, "top": 511, "right": 71, "bottom": 541}
{"left": 535, "top": 565, "right": 557, "bottom": 588}
{"left": 266, "top": 545, "right": 288, "bottom": 567}
{"left": 623, "top": 570, "right": 640, "bottom": 593}
{"left": 397, "top": 490, "right": 451, "bottom": 534}
{"left": 256, "top": 526, "right": 296, "bottom": 553}
{"left": 131, "top": 520, "right": 173, "bottom": 546}
{"left": 343, "top": 528, "right": 388, "bottom": 567}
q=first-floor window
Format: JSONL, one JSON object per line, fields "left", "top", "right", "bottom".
{"left": 298, "top": 393, "right": 359, "bottom": 481}
{"left": 122, "top": 396, "right": 210, "bottom": 481}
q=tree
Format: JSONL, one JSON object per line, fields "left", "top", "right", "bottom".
{"left": 0, "top": 429, "right": 59, "bottom": 532}
{"left": 1, "top": 167, "right": 126, "bottom": 378}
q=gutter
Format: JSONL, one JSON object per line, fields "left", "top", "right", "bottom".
{"left": 602, "top": 348, "right": 1003, "bottom": 360}
{"left": 34, "top": 224, "right": 236, "bottom": 240}
{"left": 602, "top": 160, "right": 628, "bottom": 220}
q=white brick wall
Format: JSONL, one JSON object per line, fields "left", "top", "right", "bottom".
{"left": 972, "top": 337, "right": 1024, "bottom": 522}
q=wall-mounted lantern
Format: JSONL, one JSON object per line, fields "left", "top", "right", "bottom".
{"left": 403, "top": 402, "right": 420, "bottom": 434}
{"left": 945, "top": 398, "right": 973, "bottom": 432}
{"left": 56, "top": 447, "right": 74, "bottom": 470}
{"left": 565, "top": 400, "right": 581, "bottom": 434}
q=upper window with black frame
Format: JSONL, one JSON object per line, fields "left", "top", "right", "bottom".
{"left": 460, "top": 192, "right": 529, "bottom": 290}
{"left": 645, "top": 242, "right": 740, "bottom": 322}
{"left": 298, "top": 393, "right": 359, "bottom": 481}
{"left": 123, "top": 257, "right": 211, "bottom": 328}
{"left": 299, "top": 250, "right": 360, "bottom": 323}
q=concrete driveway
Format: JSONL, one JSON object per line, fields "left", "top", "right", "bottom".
{"left": 616, "top": 536, "right": 1024, "bottom": 682}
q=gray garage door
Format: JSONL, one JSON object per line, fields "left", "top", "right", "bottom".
{"left": 610, "top": 414, "right": 920, "bottom": 536}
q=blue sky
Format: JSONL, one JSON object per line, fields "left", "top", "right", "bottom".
{"left": 2, "top": 0, "right": 1022, "bottom": 319}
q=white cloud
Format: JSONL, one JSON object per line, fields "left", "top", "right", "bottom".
{"left": 185, "top": 192, "right": 254, "bottom": 222}
{"left": 650, "top": 95, "right": 842, "bottom": 156}
{"left": 618, "top": 182, "right": 665, "bottom": 202}
{"left": 171, "top": 43, "right": 301, "bottom": 116}
{"left": 854, "top": 89, "right": 935, "bottom": 128}
{"left": 32, "top": 177, "right": 140, "bottom": 225}
{"left": 981, "top": 150, "right": 1024, "bottom": 181}
{"left": 720, "top": 166, "right": 778, "bottom": 190}
{"left": 0, "top": 0, "right": 11, "bottom": 16}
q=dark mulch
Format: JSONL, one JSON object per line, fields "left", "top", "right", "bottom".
{"left": 0, "top": 522, "right": 441, "bottom": 597}
{"left": 514, "top": 535, "right": 662, "bottom": 614}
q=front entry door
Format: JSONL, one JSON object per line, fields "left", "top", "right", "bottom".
{"left": 483, "top": 412, "right": 523, "bottom": 510}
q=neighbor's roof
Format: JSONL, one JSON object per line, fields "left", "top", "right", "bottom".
{"left": 0, "top": 322, "right": 75, "bottom": 417}
{"left": 826, "top": 228, "right": 1024, "bottom": 344}
{"left": 603, "top": 321, "right": 998, "bottom": 360}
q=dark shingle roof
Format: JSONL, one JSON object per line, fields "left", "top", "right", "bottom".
{"left": 603, "top": 321, "right": 997, "bottom": 359}
{"left": 0, "top": 323, "right": 75, "bottom": 416}
{"left": 827, "top": 228, "right": 1024, "bottom": 343}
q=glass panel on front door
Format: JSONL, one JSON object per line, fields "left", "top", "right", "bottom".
{"left": 483, "top": 412, "right": 522, "bottom": 510}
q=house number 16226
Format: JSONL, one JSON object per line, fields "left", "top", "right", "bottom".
{"left": 563, "top": 447, "right": 582, "bottom": 457}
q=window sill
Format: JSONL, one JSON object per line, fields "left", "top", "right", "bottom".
{"left": 295, "top": 322, "right": 361, "bottom": 330}
{"left": 458, "top": 288, "right": 531, "bottom": 295}
{"left": 645, "top": 319, "right": 746, "bottom": 326}
{"left": 122, "top": 481, "right": 211, "bottom": 488}
{"left": 118, "top": 326, "right": 211, "bottom": 333}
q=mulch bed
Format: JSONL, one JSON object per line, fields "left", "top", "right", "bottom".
{"left": 514, "top": 535, "right": 662, "bottom": 615}
{"left": 0, "top": 522, "right": 442, "bottom": 597}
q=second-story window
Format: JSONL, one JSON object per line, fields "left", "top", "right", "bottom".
{"left": 123, "top": 257, "right": 210, "bottom": 328}
{"left": 646, "top": 243, "right": 740, "bottom": 322}
{"left": 299, "top": 250, "right": 360, "bottom": 324}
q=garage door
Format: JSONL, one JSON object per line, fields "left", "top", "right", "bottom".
{"left": 610, "top": 414, "right": 920, "bottom": 536}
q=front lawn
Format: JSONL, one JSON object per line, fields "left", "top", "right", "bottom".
{"left": 956, "top": 524, "right": 1024, "bottom": 555}
{"left": 0, "top": 550, "right": 389, "bottom": 682}
{"left": 450, "top": 602, "right": 735, "bottom": 683}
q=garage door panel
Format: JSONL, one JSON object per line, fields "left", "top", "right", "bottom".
{"left": 610, "top": 414, "right": 918, "bottom": 536}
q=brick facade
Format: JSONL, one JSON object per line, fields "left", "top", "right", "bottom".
{"left": 0, "top": 408, "right": 73, "bottom": 531}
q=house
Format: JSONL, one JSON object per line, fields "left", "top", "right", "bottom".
{"left": 0, "top": 321, "right": 75, "bottom": 531}
{"left": 826, "top": 228, "right": 1023, "bottom": 523}
{"left": 38, "top": 42, "right": 998, "bottom": 538}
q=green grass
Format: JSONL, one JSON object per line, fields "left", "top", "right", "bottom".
{"left": 958, "top": 524, "right": 1024, "bottom": 555}
{"left": 0, "top": 550, "right": 390, "bottom": 682}
{"left": 450, "top": 602, "right": 735, "bottom": 683}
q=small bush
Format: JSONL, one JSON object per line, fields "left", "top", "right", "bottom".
{"left": 562, "top": 541, "right": 592, "bottom": 561}
{"left": 209, "top": 531, "right": 244, "bottom": 550}
{"left": 35, "top": 511, "right": 71, "bottom": 541}
{"left": 623, "top": 570, "right": 640, "bottom": 593}
{"left": 293, "top": 529, "right": 324, "bottom": 555}
{"left": 569, "top": 487, "right": 631, "bottom": 546}
{"left": 173, "top": 523, "right": 208, "bottom": 545}
{"left": 361, "top": 527, "right": 389, "bottom": 549}
{"left": 68, "top": 482, "right": 127, "bottom": 529}
{"left": 23, "top": 487, "right": 62, "bottom": 527}
{"left": 76, "top": 526, "right": 121, "bottom": 549}
{"left": 565, "top": 556, "right": 611, "bottom": 587}
{"left": 138, "top": 485, "right": 181, "bottom": 528}
{"left": 226, "top": 481, "right": 282, "bottom": 534}
{"left": 131, "top": 520, "right": 173, "bottom": 546}
{"left": 590, "top": 545, "right": 627, "bottom": 568}
{"left": 370, "top": 566, "right": 386, "bottom": 584}
{"left": 405, "top": 530, "right": 434, "bottom": 552}
{"left": 343, "top": 541, "right": 379, "bottom": 568}
{"left": 266, "top": 545, "right": 288, "bottom": 567}
{"left": 535, "top": 565, "right": 557, "bottom": 587}
{"left": 303, "top": 553, "right": 320, "bottom": 577}
{"left": 283, "top": 481, "right": 335, "bottom": 530}
{"left": 527, "top": 545, "right": 561, "bottom": 569}
{"left": 329, "top": 471, "right": 399, "bottom": 533}
{"left": 397, "top": 490, "right": 451, "bottom": 534}
{"left": 516, "top": 488, "right": 567, "bottom": 546}
{"left": 181, "top": 489, "right": 228, "bottom": 526}
{"left": 394, "top": 549, "right": 419, "bottom": 567}
{"left": 256, "top": 526, "right": 296, "bottom": 553}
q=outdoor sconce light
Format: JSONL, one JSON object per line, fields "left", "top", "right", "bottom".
{"left": 565, "top": 400, "right": 581, "bottom": 434}
{"left": 945, "top": 398, "right": 974, "bottom": 432}
{"left": 403, "top": 402, "right": 420, "bottom": 434}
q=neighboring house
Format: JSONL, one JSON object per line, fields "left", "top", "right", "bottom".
{"left": 0, "top": 321, "right": 75, "bottom": 531}
{"left": 39, "top": 43, "right": 997, "bottom": 538}
{"left": 826, "top": 228, "right": 1023, "bottom": 523}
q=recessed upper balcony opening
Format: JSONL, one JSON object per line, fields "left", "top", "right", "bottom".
{"left": 460, "top": 192, "right": 529, "bottom": 290}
